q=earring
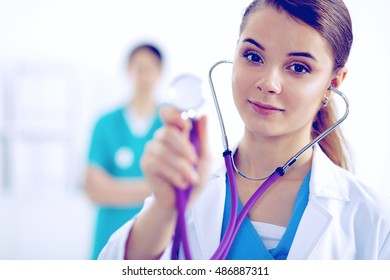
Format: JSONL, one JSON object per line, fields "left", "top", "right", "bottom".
{"left": 322, "top": 96, "right": 330, "bottom": 107}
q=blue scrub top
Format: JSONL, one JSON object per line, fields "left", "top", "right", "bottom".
{"left": 221, "top": 171, "right": 311, "bottom": 260}
{"left": 88, "top": 107, "right": 162, "bottom": 259}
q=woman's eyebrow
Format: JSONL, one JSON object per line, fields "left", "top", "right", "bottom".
{"left": 242, "top": 38, "right": 265, "bottom": 51}
{"left": 288, "top": 52, "right": 318, "bottom": 62}
{"left": 243, "top": 37, "right": 318, "bottom": 62}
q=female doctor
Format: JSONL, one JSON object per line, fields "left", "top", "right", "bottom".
{"left": 99, "top": 0, "right": 390, "bottom": 260}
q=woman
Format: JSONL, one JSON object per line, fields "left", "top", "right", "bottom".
{"left": 99, "top": 0, "right": 390, "bottom": 259}
{"left": 86, "top": 43, "right": 164, "bottom": 259}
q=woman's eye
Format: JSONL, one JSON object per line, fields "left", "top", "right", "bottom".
{"left": 289, "top": 63, "right": 310, "bottom": 75}
{"left": 243, "top": 52, "right": 263, "bottom": 64}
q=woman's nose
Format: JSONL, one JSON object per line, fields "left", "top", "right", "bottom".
{"left": 255, "top": 68, "right": 282, "bottom": 95}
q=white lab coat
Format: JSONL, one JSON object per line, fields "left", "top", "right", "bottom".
{"left": 99, "top": 145, "right": 390, "bottom": 259}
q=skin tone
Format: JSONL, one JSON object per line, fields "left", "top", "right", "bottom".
{"left": 126, "top": 6, "right": 347, "bottom": 259}
{"left": 85, "top": 49, "right": 162, "bottom": 206}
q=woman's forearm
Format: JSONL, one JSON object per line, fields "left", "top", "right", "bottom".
{"left": 125, "top": 200, "right": 176, "bottom": 260}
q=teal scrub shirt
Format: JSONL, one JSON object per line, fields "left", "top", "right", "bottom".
{"left": 220, "top": 171, "right": 311, "bottom": 259}
{"left": 88, "top": 107, "right": 162, "bottom": 259}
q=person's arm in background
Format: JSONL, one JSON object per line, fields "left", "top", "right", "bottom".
{"left": 85, "top": 166, "right": 151, "bottom": 206}
{"left": 85, "top": 116, "right": 150, "bottom": 206}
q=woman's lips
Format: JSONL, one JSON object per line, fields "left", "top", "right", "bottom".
{"left": 248, "top": 100, "right": 284, "bottom": 116}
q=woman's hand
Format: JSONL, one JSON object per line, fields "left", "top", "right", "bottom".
{"left": 126, "top": 106, "right": 210, "bottom": 259}
{"left": 141, "top": 106, "right": 210, "bottom": 211}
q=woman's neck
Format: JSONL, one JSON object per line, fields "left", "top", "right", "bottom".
{"left": 128, "top": 91, "right": 156, "bottom": 118}
{"left": 235, "top": 130, "right": 313, "bottom": 181}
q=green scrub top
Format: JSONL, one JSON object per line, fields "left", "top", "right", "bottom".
{"left": 88, "top": 107, "right": 162, "bottom": 259}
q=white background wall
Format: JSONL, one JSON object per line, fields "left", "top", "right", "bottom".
{"left": 0, "top": 0, "right": 389, "bottom": 259}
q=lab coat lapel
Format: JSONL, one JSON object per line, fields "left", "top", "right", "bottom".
{"left": 189, "top": 145, "right": 349, "bottom": 259}
{"left": 191, "top": 166, "right": 227, "bottom": 259}
{"left": 287, "top": 198, "right": 332, "bottom": 259}
{"left": 288, "top": 145, "right": 349, "bottom": 259}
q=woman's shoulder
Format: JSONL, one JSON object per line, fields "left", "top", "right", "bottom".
{"left": 312, "top": 146, "right": 390, "bottom": 214}
{"left": 337, "top": 165, "right": 389, "bottom": 206}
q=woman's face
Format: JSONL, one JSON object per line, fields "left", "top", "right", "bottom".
{"left": 128, "top": 49, "right": 161, "bottom": 94}
{"left": 232, "top": 6, "right": 334, "bottom": 140}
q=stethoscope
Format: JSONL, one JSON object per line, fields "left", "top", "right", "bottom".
{"left": 168, "top": 60, "right": 349, "bottom": 260}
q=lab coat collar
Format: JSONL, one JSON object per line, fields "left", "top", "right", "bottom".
{"left": 192, "top": 144, "right": 350, "bottom": 259}
{"left": 309, "top": 145, "right": 350, "bottom": 202}
{"left": 288, "top": 145, "right": 350, "bottom": 259}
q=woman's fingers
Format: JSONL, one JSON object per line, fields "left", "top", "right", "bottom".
{"left": 159, "top": 106, "right": 191, "bottom": 132}
{"left": 144, "top": 139, "right": 199, "bottom": 188}
{"left": 141, "top": 105, "right": 211, "bottom": 210}
{"left": 141, "top": 117, "right": 200, "bottom": 190}
{"left": 196, "top": 115, "right": 210, "bottom": 161}
{"left": 154, "top": 126, "right": 198, "bottom": 164}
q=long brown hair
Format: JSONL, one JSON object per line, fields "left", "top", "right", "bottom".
{"left": 240, "top": 0, "right": 353, "bottom": 169}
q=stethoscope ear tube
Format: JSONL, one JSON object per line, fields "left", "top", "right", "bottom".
{"left": 210, "top": 149, "right": 238, "bottom": 260}
{"left": 210, "top": 151, "right": 287, "bottom": 260}
{"left": 221, "top": 165, "right": 284, "bottom": 259}
{"left": 208, "top": 60, "right": 234, "bottom": 152}
{"left": 281, "top": 85, "right": 349, "bottom": 173}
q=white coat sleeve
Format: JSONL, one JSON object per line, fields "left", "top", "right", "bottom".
{"left": 379, "top": 231, "right": 390, "bottom": 260}
{"left": 97, "top": 195, "right": 174, "bottom": 260}
{"left": 98, "top": 218, "right": 134, "bottom": 259}
{"left": 378, "top": 193, "right": 390, "bottom": 260}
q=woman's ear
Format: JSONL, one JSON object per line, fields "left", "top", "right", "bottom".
{"left": 331, "top": 67, "right": 348, "bottom": 88}
{"left": 323, "top": 67, "right": 348, "bottom": 107}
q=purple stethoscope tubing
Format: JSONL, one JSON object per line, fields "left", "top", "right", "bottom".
{"left": 171, "top": 119, "right": 199, "bottom": 260}
{"left": 211, "top": 155, "right": 285, "bottom": 260}
{"left": 171, "top": 60, "right": 349, "bottom": 260}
